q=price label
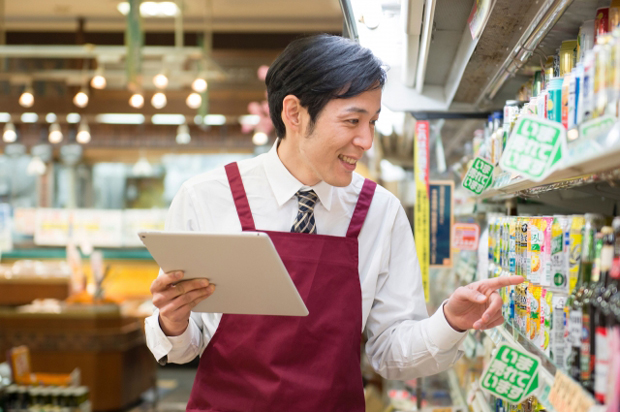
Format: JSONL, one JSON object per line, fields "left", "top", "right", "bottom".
{"left": 462, "top": 157, "right": 494, "bottom": 195}
{"left": 479, "top": 343, "right": 540, "bottom": 404}
{"left": 500, "top": 116, "right": 567, "bottom": 182}
{"left": 452, "top": 223, "right": 480, "bottom": 250}
{"left": 549, "top": 370, "right": 595, "bottom": 412}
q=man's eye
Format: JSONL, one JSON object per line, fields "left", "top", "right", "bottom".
{"left": 370, "top": 120, "right": 377, "bottom": 126}
{"left": 347, "top": 119, "right": 359, "bottom": 125}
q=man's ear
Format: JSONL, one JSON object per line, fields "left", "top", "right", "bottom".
{"left": 281, "top": 95, "right": 304, "bottom": 135}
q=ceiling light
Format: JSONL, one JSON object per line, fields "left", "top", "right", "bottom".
{"left": 91, "top": 68, "right": 107, "bottom": 90}
{"left": 186, "top": 93, "right": 202, "bottom": 109}
{"left": 152, "top": 114, "right": 186, "bottom": 125}
{"left": 66, "top": 113, "right": 81, "bottom": 124}
{"left": 95, "top": 114, "right": 145, "bottom": 124}
{"left": 252, "top": 131, "right": 268, "bottom": 146}
{"left": 132, "top": 156, "right": 153, "bottom": 176}
{"left": 239, "top": 115, "right": 260, "bottom": 126}
{"left": 0, "top": 113, "right": 11, "bottom": 123}
{"left": 45, "top": 113, "right": 57, "bottom": 123}
{"left": 76, "top": 120, "right": 91, "bottom": 144}
{"left": 194, "top": 115, "right": 203, "bottom": 125}
{"left": 19, "top": 87, "right": 34, "bottom": 108}
{"left": 192, "top": 78, "right": 208, "bottom": 93}
{"left": 129, "top": 93, "right": 145, "bottom": 109}
{"left": 27, "top": 156, "right": 46, "bottom": 176}
{"left": 73, "top": 88, "right": 89, "bottom": 108}
{"left": 117, "top": 1, "right": 180, "bottom": 17}
{"left": 48, "top": 123, "right": 63, "bottom": 144}
{"left": 153, "top": 73, "right": 169, "bottom": 89}
{"left": 151, "top": 92, "right": 167, "bottom": 109}
{"left": 204, "top": 114, "right": 226, "bottom": 126}
{"left": 176, "top": 124, "right": 191, "bottom": 144}
{"left": 21, "top": 113, "right": 38, "bottom": 123}
{"left": 3, "top": 122, "right": 16, "bottom": 143}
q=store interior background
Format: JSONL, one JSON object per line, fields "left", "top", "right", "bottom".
{"left": 2, "top": 0, "right": 620, "bottom": 412}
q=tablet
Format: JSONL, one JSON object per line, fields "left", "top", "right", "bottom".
{"left": 139, "top": 231, "right": 309, "bottom": 317}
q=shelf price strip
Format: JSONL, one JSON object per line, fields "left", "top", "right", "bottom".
{"left": 499, "top": 116, "right": 567, "bottom": 183}
{"left": 480, "top": 343, "right": 540, "bottom": 404}
{"left": 462, "top": 157, "right": 493, "bottom": 195}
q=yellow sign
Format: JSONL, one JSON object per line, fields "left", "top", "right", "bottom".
{"left": 414, "top": 121, "right": 430, "bottom": 301}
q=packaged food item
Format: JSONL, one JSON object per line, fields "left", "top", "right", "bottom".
{"left": 530, "top": 284, "right": 542, "bottom": 345}
{"left": 552, "top": 294, "right": 568, "bottom": 369}
{"left": 569, "top": 215, "right": 586, "bottom": 293}
{"left": 582, "top": 50, "right": 596, "bottom": 121}
{"left": 530, "top": 218, "right": 544, "bottom": 285}
{"left": 542, "top": 217, "right": 553, "bottom": 286}
{"left": 578, "top": 20, "right": 595, "bottom": 63}
{"left": 560, "top": 40, "right": 577, "bottom": 77}
{"left": 547, "top": 78, "right": 564, "bottom": 123}
{"left": 538, "top": 88, "right": 548, "bottom": 119}
{"left": 595, "top": 7, "right": 610, "bottom": 46}
{"left": 550, "top": 217, "right": 569, "bottom": 292}
{"left": 574, "top": 63, "right": 584, "bottom": 126}
{"left": 542, "top": 288, "right": 552, "bottom": 355}
{"left": 509, "top": 217, "right": 517, "bottom": 275}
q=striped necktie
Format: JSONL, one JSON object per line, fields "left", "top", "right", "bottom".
{"left": 291, "top": 190, "right": 318, "bottom": 234}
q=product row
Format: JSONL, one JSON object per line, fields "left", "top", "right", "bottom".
{"left": 487, "top": 214, "right": 620, "bottom": 405}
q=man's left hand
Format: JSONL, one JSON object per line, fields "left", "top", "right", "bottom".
{"left": 443, "top": 276, "right": 524, "bottom": 332}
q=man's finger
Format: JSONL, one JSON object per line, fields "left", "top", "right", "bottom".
{"left": 457, "top": 286, "right": 487, "bottom": 304}
{"left": 476, "top": 312, "right": 504, "bottom": 330}
{"left": 150, "top": 271, "right": 184, "bottom": 293}
{"left": 481, "top": 292, "right": 503, "bottom": 323}
{"left": 480, "top": 276, "right": 524, "bottom": 291}
{"left": 174, "top": 285, "right": 216, "bottom": 313}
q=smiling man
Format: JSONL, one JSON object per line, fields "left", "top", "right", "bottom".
{"left": 145, "top": 34, "right": 522, "bottom": 412}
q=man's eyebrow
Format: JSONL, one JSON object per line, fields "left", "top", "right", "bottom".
{"left": 343, "top": 107, "right": 382, "bottom": 114}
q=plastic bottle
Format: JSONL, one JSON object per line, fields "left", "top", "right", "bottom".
{"left": 547, "top": 78, "right": 564, "bottom": 123}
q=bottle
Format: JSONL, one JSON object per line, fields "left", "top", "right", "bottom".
{"left": 593, "top": 226, "right": 616, "bottom": 403}
{"left": 566, "top": 214, "right": 602, "bottom": 382}
{"left": 582, "top": 231, "right": 607, "bottom": 393}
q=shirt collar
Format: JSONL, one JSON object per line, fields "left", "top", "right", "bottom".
{"left": 263, "top": 140, "right": 333, "bottom": 211}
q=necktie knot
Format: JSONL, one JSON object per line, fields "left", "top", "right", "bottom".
{"left": 291, "top": 190, "right": 318, "bottom": 234}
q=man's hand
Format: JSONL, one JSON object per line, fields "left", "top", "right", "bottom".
{"left": 443, "top": 276, "right": 524, "bottom": 332}
{"left": 150, "top": 271, "right": 215, "bottom": 336}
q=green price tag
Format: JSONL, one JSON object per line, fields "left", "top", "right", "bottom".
{"left": 462, "top": 157, "right": 494, "bottom": 195}
{"left": 578, "top": 114, "right": 615, "bottom": 141}
{"left": 499, "top": 116, "right": 567, "bottom": 182}
{"left": 480, "top": 343, "right": 540, "bottom": 404}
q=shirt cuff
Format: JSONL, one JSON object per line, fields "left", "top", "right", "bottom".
{"left": 426, "top": 301, "right": 468, "bottom": 351}
{"left": 144, "top": 309, "right": 173, "bottom": 363}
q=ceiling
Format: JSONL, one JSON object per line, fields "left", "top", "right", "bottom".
{"left": 4, "top": 0, "right": 343, "bottom": 32}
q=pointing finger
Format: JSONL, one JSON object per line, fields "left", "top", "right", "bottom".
{"left": 479, "top": 276, "right": 524, "bottom": 291}
{"left": 457, "top": 286, "right": 487, "bottom": 304}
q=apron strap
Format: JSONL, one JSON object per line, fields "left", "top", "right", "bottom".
{"left": 224, "top": 162, "right": 257, "bottom": 232}
{"left": 346, "top": 179, "right": 377, "bottom": 238}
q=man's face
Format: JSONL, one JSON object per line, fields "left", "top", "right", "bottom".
{"left": 292, "top": 87, "right": 381, "bottom": 187}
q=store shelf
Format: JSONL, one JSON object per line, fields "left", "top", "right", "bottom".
{"left": 478, "top": 122, "right": 620, "bottom": 200}
{"left": 483, "top": 322, "right": 596, "bottom": 411}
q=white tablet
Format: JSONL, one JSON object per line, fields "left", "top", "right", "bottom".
{"left": 139, "top": 231, "right": 309, "bottom": 316}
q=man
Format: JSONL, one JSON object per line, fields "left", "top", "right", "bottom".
{"left": 145, "top": 34, "right": 522, "bottom": 411}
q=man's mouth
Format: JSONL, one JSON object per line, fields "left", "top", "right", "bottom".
{"left": 338, "top": 155, "right": 357, "bottom": 165}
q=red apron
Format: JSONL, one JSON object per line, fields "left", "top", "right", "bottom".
{"left": 186, "top": 162, "right": 377, "bottom": 412}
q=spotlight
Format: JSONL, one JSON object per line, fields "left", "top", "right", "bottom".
{"left": 73, "top": 88, "right": 89, "bottom": 108}
{"left": 76, "top": 120, "right": 91, "bottom": 144}
{"left": 19, "top": 87, "right": 34, "bottom": 108}
{"left": 48, "top": 123, "right": 63, "bottom": 144}
{"left": 176, "top": 124, "right": 191, "bottom": 144}
{"left": 3, "top": 122, "right": 16, "bottom": 143}
{"left": 129, "top": 93, "right": 145, "bottom": 109}
{"left": 186, "top": 92, "right": 202, "bottom": 109}
{"left": 151, "top": 92, "right": 167, "bottom": 109}
{"left": 191, "top": 78, "right": 208, "bottom": 93}
{"left": 153, "top": 72, "right": 169, "bottom": 89}
{"left": 91, "top": 68, "right": 107, "bottom": 89}
{"left": 252, "top": 131, "right": 268, "bottom": 146}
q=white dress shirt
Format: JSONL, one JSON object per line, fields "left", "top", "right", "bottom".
{"left": 145, "top": 142, "right": 466, "bottom": 380}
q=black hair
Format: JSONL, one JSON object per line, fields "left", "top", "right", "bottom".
{"left": 265, "top": 34, "right": 386, "bottom": 139}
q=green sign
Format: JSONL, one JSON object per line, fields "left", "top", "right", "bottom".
{"left": 499, "top": 116, "right": 567, "bottom": 182}
{"left": 462, "top": 157, "right": 494, "bottom": 195}
{"left": 579, "top": 114, "right": 615, "bottom": 141}
{"left": 480, "top": 343, "right": 540, "bottom": 404}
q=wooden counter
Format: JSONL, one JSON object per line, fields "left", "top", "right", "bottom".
{"left": 0, "top": 305, "right": 157, "bottom": 412}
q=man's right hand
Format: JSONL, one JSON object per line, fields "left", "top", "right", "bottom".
{"left": 150, "top": 271, "right": 215, "bottom": 336}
